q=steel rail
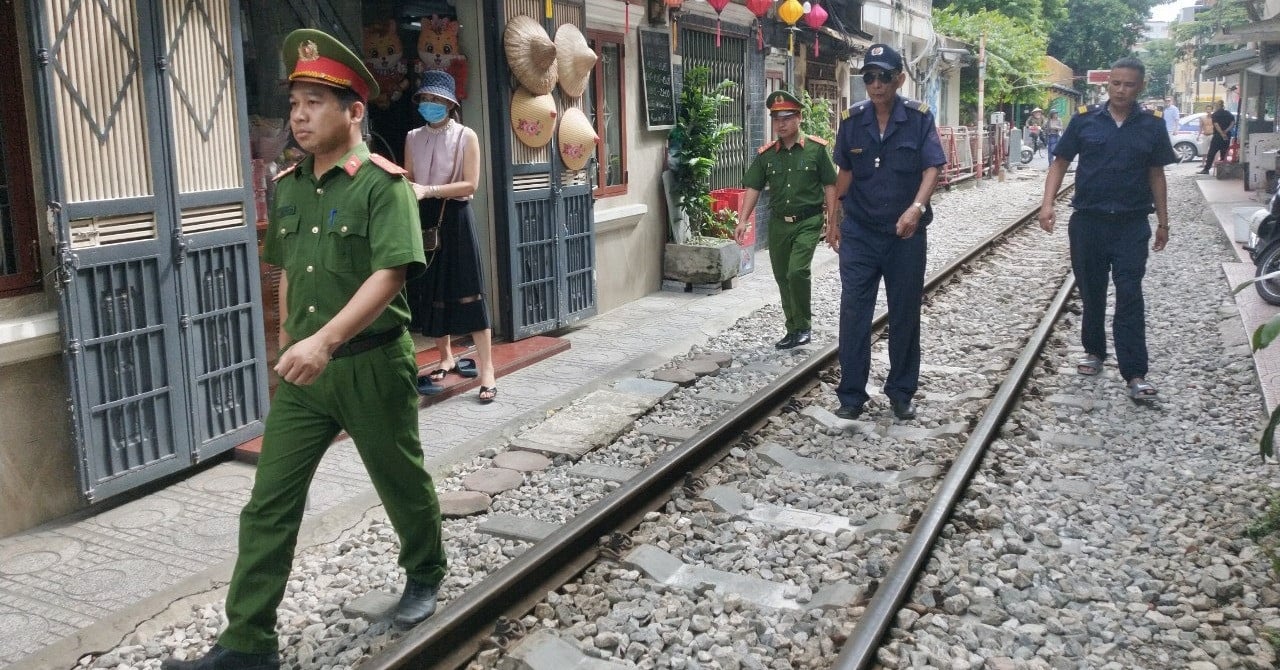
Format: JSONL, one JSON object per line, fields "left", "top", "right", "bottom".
{"left": 833, "top": 273, "right": 1077, "bottom": 669}
{"left": 364, "top": 183, "right": 1074, "bottom": 669}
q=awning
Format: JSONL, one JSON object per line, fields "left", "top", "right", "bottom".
{"left": 1202, "top": 47, "right": 1259, "bottom": 78}
{"left": 1210, "top": 15, "right": 1280, "bottom": 45}
{"left": 1049, "top": 83, "right": 1081, "bottom": 97}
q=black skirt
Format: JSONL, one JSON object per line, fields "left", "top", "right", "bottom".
{"left": 407, "top": 198, "right": 492, "bottom": 337}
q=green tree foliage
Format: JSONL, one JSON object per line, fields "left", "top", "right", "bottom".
{"left": 799, "top": 90, "right": 836, "bottom": 149}
{"left": 1141, "top": 38, "right": 1177, "bottom": 99}
{"left": 934, "top": 9, "right": 1050, "bottom": 116}
{"left": 935, "top": 0, "right": 1066, "bottom": 33}
{"left": 1048, "top": 0, "right": 1157, "bottom": 74}
{"left": 1171, "top": 0, "right": 1251, "bottom": 68}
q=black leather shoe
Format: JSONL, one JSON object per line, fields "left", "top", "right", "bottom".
{"left": 1198, "top": 169, "right": 1210, "bottom": 174}
{"left": 792, "top": 330, "right": 811, "bottom": 346}
{"left": 774, "top": 332, "right": 797, "bottom": 349}
{"left": 890, "top": 398, "right": 917, "bottom": 420}
{"left": 161, "top": 645, "right": 280, "bottom": 670}
{"left": 392, "top": 578, "right": 439, "bottom": 628}
{"left": 834, "top": 405, "right": 863, "bottom": 420}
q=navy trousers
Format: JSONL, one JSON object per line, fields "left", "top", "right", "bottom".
{"left": 836, "top": 224, "right": 927, "bottom": 408}
{"left": 1068, "top": 211, "right": 1151, "bottom": 382}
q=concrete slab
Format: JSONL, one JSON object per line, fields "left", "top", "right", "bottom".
{"left": 340, "top": 589, "right": 398, "bottom": 621}
{"left": 702, "top": 485, "right": 904, "bottom": 536}
{"left": 438, "top": 490, "right": 492, "bottom": 517}
{"left": 695, "top": 390, "right": 752, "bottom": 404}
{"left": 493, "top": 451, "right": 553, "bottom": 473}
{"left": 757, "top": 443, "right": 941, "bottom": 484}
{"left": 504, "top": 629, "right": 631, "bottom": 670}
{"left": 477, "top": 515, "right": 560, "bottom": 543}
{"left": 512, "top": 390, "right": 657, "bottom": 459}
{"left": 566, "top": 463, "right": 642, "bottom": 483}
{"left": 611, "top": 377, "right": 679, "bottom": 403}
{"left": 636, "top": 423, "right": 698, "bottom": 441}
{"left": 462, "top": 468, "right": 525, "bottom": 495}
{"left": 623, "top": 544, "right": 860, "bottom": 611}
{"left": 652, "top": 368, "right": 697, "bottom": 385}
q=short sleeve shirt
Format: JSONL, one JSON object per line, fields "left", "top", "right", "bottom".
{"left": 263, "top": 143, "right": 425, "bottom": 342}
{"left": 1053, "top": 104, "right": 1178, "bottom": 215}
{"left": 741, "top": 136, "right": 837, "bottom": 216}
{"left": 833, "top": 96, "right": 948, "bottom": 233}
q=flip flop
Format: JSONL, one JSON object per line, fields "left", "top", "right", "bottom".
{"left": 1077, "top": 353, "right": 1103, "bottom": 376}
{"left": 454, "top": 358, "right": 479, "bottom": 378}
{"left": 426, "top": 368, "right": 448, "bottom": 383}
{"left": 478, "top": 385, "right": 497, "bottom": 403}
{"left": 416, "top": 375, "right": 445, "bottom": 396}
{"left": 1128, "top": 379, "right": 1158, "bottom": 401}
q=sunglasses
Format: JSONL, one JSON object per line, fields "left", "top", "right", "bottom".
{"left": 862, "top": 70, "right": 898, "bottom": 85}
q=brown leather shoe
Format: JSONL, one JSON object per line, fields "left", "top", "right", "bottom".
{"left": 161, "top": 645, "right": 279, "bottom": 670}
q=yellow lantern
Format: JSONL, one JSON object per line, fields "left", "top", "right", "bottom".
{"left": 777, "top": 0, "right": 805, "bottom": 53}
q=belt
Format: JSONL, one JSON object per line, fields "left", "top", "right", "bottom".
{"left": 777, "top": 205, "right": 824, "bottom": 223}
{"left": 331, "top": 327, "right": 405, "bottom": 359}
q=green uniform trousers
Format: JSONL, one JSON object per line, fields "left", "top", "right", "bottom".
{"left": 768, "top": 212, "right": 824, "bottom": 333}
{"left": 219, "top": 332, "right": 446, "bottom": 653}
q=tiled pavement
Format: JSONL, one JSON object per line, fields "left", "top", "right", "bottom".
{"left": 0, "top": 244, "right": 839, "bottom": 669}
{"left": 1197, "top": 174, "right": 1280, "bottom": 413}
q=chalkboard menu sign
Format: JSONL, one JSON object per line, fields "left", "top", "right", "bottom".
{"left": 638, "top": 27, "right": 675, "bottom": 130}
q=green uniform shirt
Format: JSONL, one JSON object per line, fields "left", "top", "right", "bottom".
{"left": 742, "top": 135, "right": 837, "bottom": 216}
{"left": 263, "top": 143, "right": 425, "bottom": 343}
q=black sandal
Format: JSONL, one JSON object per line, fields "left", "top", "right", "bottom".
{"left": 478, "top": 386, "right": 497, "bottom": 403}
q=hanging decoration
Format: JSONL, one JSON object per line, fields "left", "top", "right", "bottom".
{"left": 777, "top": 0, "right": 804, "bottom": 54}
{"left": 666, "top": 0, "right": 683, "bottom": 51}
{"left": 707, "top": 0, "right": 731, "bottom": 47}
{"left": 746, "top": 0, "right": 772, "bottom": 51}
{"left": 805, "top": 2, "right": 827, "bottom": 57}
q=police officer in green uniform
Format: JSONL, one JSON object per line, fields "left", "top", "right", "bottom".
{"left": 735, "top": 89, "right": 838, "bottom": 349}
{"left": 162, "top": 29, "right": 445, "bottom": 670}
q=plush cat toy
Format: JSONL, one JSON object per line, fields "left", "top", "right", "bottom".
{"left": 416, "top": 15, "right": 468, "bottom": 101}
{"left": 362, "top": 20, "right": 409, "bottom": 109}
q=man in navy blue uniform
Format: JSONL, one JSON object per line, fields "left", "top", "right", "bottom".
{"left": 827, "top": 44, "right": 947, "bottom": 421}
{"left": 1039, "top": 57, "right": 1175, "bottom": 401}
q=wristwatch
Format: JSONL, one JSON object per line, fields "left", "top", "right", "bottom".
{"left": 912, "top": 202, "right": 926, "bottom": 214}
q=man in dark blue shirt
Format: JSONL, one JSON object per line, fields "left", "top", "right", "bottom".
{"left": 1039, "top": 56, "right": 1176, "bottom": 401}
{"left": 827, "top": 43, "right": 948, "bottom": 421}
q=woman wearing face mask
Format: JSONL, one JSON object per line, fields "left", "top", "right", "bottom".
{"left": 403, "top": 70, "right": 497, "bottom": 403}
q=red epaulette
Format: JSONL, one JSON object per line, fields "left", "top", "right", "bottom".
{"left": 368, "top": 153, "right": 408, "bottom": 176}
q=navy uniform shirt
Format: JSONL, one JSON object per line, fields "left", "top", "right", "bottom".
{"left": 1053, "top": 103, "right": 1178, "bottom": 215}
{"left": 833, "top": 95, "right": 947, "bottom": 234}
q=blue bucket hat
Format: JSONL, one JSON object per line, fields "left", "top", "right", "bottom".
{"left": 414, "top": 69, "right": 458, "bottom": 106}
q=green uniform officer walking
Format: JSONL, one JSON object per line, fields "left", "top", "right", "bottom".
{"left": 735, "top": 90, "right": 838, "bottom": 349}
{"left": 162, "top": 29, "right": 446, "bottom": 670}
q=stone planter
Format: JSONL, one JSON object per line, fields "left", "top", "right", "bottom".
{"left": 663, "top": 238, "right": 741, "bottom": 286}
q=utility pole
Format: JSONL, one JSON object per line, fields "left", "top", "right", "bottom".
{"left": 977, "top": 32, "right": 986, "bottom": 179}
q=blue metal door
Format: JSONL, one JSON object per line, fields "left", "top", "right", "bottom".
{"left": 490, "top": 0, "right": 596, "bottom": 340}
{"left": 28, "top": 0, "right": 267, "bottom": 501}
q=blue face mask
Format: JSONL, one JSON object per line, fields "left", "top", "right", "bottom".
{"left": 418, "top": 101, "right": 449, "bottom": 124}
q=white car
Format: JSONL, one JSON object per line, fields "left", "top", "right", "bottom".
{"left": 1169, "top": 112, "right": 1210, "bottom": 162}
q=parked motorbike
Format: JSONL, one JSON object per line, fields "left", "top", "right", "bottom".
{"left": 1249, "top": 187, "right": 1280, "bottom": 304}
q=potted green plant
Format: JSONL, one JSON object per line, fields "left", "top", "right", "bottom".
{"left": 663, "top": 66, "right": 742, "bottom": 285}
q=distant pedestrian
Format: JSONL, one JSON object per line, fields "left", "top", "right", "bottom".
{"left": 1163, "top": 96, "right": 1180, "bottom": 133}
{"left": 1025, "top": 107, "right": 1045, "bottom": 155}
{"left": 1200, "top": 99, "right": 1235, "bottom": 174}
{"left": 1038, "top": 57, "right": 1176, "bottom": 402}
{"left": 161, "top": 28, "right": 446, "bottom": 670}
{"left": 1044, "top": 109, "right": 1063, "bottom": 166}
{"left": 827, "top": 43, "right": 947, "bottom": 421}
{"left": 404, "top": 70, "right": 498, "bottom": 403}
{"left": 735, "top": 89, "right": 838, "bottom": 350}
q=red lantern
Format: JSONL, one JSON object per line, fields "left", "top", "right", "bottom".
{"left": 805, "top": 2, "right": 827, "bottom": 56}
{"left": 707, "top": 0, "right": 731, "bottom": 47}
{"left": 747, "top": 0, "right": 772, "bottom": 50}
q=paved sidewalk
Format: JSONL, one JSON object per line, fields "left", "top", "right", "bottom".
{"left": 1196, "top": 173, "right": 1280, "bottom": 414}
{"left": 0, "top": 244, "right": 839, "bottom": 669}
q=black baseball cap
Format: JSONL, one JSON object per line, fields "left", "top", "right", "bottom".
{"left": 862, "top": 43, "right": 902, "bottom": 72}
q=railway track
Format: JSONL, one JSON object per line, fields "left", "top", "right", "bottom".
{"left": 357, "top": 182, "right": 1080, "bottom": 669}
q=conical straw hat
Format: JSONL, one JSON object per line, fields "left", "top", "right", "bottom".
{"left": 511, "top": 87, "right": 558, "bottom": 148}
{"left": 504, "top": 15, "right": 558, "bottom": 95}
{"left": 557, "top": 106, "right": 598, "bottom": 171}
{"left": 555, "top": 24, "right": 597, "bottom": 100}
